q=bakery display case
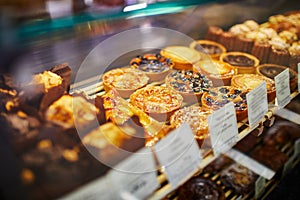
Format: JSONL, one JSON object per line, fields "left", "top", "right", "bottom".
{"left": 1, "top": 0, "right": 300, "bottom": 200}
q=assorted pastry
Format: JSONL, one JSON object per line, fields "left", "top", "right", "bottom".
{"left": 201, "top": 86, "right": 248, "bottom": 121}
{"left": 130, "top": 53, "right": 173, "bottom": 82}
{"left": 256, "top": 63, "right": 298, "bottom": 91}
{"left": 220, "top": 163, "right": 258, "bottom": 194}
{"left": 231, "top": 74, "right": 276, "bottom": 102}
{"left": 194, "top": 59, "right": 237, "bottom": 86}
{"left": 165, "top": 70, "right": 213, "bottom": 103}
{"left": 170, "top": 105, "right": 212, "bottom": 147}
{"left": 2, "top": 9, "right": 300, "bottom": 200}
{"left": 102, "top": 67, "right": 149, "bottom": 98}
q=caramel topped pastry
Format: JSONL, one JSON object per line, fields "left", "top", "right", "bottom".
{"left": 165, "top": 70, "right": 213, "bottom": 103}
{"left": 27, "top": 71, "right": 63, "bottom": 92}
{"left": 201, "top": 86, "right": 248, "bottom": 121}
{"left": 194, "top": 60, "right": 237, "bottom": 86}
{"left": 231, "top": 74, "right": 276, "bottom": 102}
{"left": 190, "top": 40, "right": 226, "bottom": 59}
{"left": 220, "top": 52, "right": 259, "bottom": 74}
{"left": 130, "top": 85, "right": 183, "bottom": 122}
{"left": 102, "top": 67, "right": 149, "bottom": 98}
{"left": 45, "top": 95, "right": 98, "bottom": 131}
{"left": 130, "top": 53, "right": 173, "bottom": 82}
{"left": 160, "top": 46, "right": 201, "bottom": 70}
{"left": 170, "top": 106, "right": 212, "bottom": 146}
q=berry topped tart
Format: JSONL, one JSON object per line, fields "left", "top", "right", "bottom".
{"left": 201, "top": 86, "right": 248, "bottom": 121}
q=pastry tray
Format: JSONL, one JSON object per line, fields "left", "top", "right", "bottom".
{"left": 69, "top": 74, "right": 300, "bottom": 200}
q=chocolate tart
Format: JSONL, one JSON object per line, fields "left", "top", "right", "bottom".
{"left": 178, "top": 176, "right": 225, "bottom": 200}
{"left": 220, "top": 52, "right": 260, "bottom": 74}
{"left": 160, "top": 46, "right": 201, "bottom": 70}
{"left": 250, "top": 145, "right": 288, "bottom": 173}
{"left": 263, "top": 120, "right": 300, "bottom": 147}
{"left": 170, "top": 106, "right": 212, "bottom": 147}
{"left": 165, "top": 70, "right": 213, "bottom": 104}
{"left": 129, "top": 85, "right": 183, "bottom": 122}
{"left": 102, "top": 67, "right": 149, "bottom": 98}
{"left": 189, "top": 40, "right": 226, "bottom": 59}
{"left": 201, "top": 86, "right": 248, "bottom": 121}
{"left": 194, "top": 60, "right": 237, "bottom": 86}
{"left": 220, "top": 163, "right": 258, "bottom": 194}
{"left": 130, "top": 53, "right": 173, "bottom": 82}
{"left": 256, "top": 64, "right": 298, "bottom": 91}
{"left": 231, "top": 74, "right": 276, "bottom": 102}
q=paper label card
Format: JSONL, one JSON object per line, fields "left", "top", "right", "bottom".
{"left": 109, "top": 148, "right": 159, "bottom": 200}
{"left": 207, "top": 102, "right": 238, "bottom": 156}
{"left": 275, "top": 68, "right": 291, "bottom": 108}
{"left": 60, "top": 176, "right": 115, "bottom": 200}
{"left": 246, "top": 82, "right": 268, "bottom": 128}
{"left": 225, "top": 149, "right": 275, "bottom": 180}
{"left": 255, "top": 176, "right": 266, "bottom": 199}
{"left": 298, "top": 63, "right": 300, "bottom": 93}
{"left": 294, "top": 138, "right": 300, "bottom": 157}
{"left": 154, "top": 123, "right": 202, "bottom": 188}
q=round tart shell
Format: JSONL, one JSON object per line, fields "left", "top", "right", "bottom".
{"left": 160, "top": 46, "right": 201, "bottom": 70}
{"left": 102, "top": 68, "right": 149, "bottom": 99}
{"left": 201, "top": 86, "right": 248, "bottom": 121}
{"left": 130, "top": 54, "right": 173, "bottom": 82}
{"left": 256, "top": 64, "right": 298, "bottom": 92}
{"left": 129, "top": 86, "right": 183, "bottom": 122}
{"left": 170, "top": 106, "right": 212, "bottom": 147}
{"left": 220, "top": 52, "right": 260, "bottom": 74}
{"left": 231, "top": 74, "right": 276, "bottom": 102}
{"left": 194, "top": 60, "right": 237, "bottom": 86}
{"left": 190, "top": 40, "right": 227, "bottom": 60}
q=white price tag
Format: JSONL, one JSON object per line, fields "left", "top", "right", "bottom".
{"left": 275, "top": 108, "right": 300, "bottom": 125}
{"left": 109, "top": 148, "right": 159, "bottom": 200}
{"left": 275, "top": 68, "right": 291, "bottom": 108}
{"left": 246, "top": 82, "right": 268, "bottom": 128}
{"left": 255, "top": 176, "right": 266, "bottom": 199}
{"left": 60, "top": 175, "right": 115, "bottom": 200}
{"left": 298, "top": 63, "right": 300, "bottom": 93}
{"left": 282, "top": 156, "right": 294, "bottom": 178}
{"left": 225, "top": 149, "right": 275, "bottom": 180}
{"left": 207, "top": 102, "right": 238, "bottom": 155}
{"left": 154, "top": 123, "right": 202, "bottom": 188}
{"left": 294, "top": 138, "right": 300, "bottom": 157}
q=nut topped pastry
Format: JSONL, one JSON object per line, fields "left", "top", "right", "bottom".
{"left": 170, "top": 106, "right": 212, "bottom": 146}
{"left": 130, "top": 85, "right": 183, "bottom": 122}
{"left": 102, "top": 67, "right": 149, "bottom": 98}
{"left": 165, "top": 70, "right": 213, "bottom": 103}
{"left": 190, "top": 40, "right": 226, "bottom": 59}
{"left": 231, "top": 74, "right": 276, "bottom": 102}
{"left": 160, "top": 46, "right": 201, "bottom": 70}
{"left": 194, "top": 60, "right": 237, "bottom": 86}
{"left": 201, "top": 86, "right": 248, "bottom": 121}
{"left": 130, "top": 53, "right": 173, "bottom": 82}
{"left": 220, "top": 52, "right": 260, "bottom": 74}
